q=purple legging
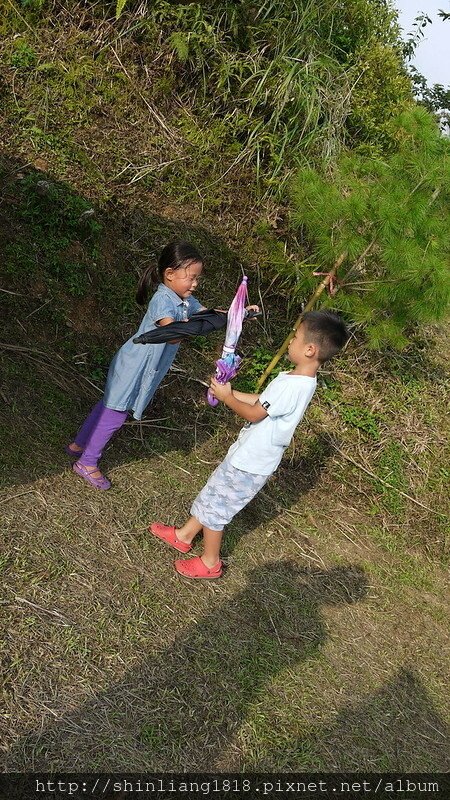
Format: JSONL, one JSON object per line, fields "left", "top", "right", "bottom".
{"left": 74, "top": 400, "right": 128, "bottom": 468}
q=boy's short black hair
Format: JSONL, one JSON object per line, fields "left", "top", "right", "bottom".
{"left": 302, "top": 311, "right": 349, "bottom": 363}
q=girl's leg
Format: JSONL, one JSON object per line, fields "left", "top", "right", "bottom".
{"left": 69, "top": 400, "right": 104, "bottom": 453}
{"left": 79, "top": 406, "right": 128, "bottom": 469}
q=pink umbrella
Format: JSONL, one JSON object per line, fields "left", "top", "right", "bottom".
{"left": 207, "top": 275, "right": 249, "bottom": 407}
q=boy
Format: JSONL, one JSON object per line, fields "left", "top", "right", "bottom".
{"left": 150, "top": 311, "right": 349, "bottom": 579}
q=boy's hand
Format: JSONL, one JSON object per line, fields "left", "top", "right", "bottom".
{"left": 209, "top": 377, "right": 232, "bottom": 401}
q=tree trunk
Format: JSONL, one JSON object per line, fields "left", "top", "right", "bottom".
{"left": 256, "top": 251, "right": 348, "bottom": 390}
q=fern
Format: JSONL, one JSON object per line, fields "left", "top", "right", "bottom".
{"left": 168, "top": 32, "right": 190, "bottom": 62}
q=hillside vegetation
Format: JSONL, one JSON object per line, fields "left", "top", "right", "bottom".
{"left": 1, "top": 0, "right": 449, "bottom": 772}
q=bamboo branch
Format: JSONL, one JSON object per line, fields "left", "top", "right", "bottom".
{"left": 340, "top": 237, "right": 377, "bottom": 284}
{"left": 256, "top": 251, "right": 348, "bottom": 390}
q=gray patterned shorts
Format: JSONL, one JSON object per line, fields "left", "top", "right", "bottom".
{"left": 190, "top": 457, "right": 269, "bottom": 531}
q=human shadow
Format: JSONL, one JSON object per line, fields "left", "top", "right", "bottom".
{"left": 0, "top": 155, "right": 262, "bottom": 490}
{"left": 5, "top": 559, "right": 368, "bottom": 771}
{"left": 246, "top": 667, "right": 450, "bottom": 772}
{"left": 218, "top": 432, "right": 334, "bottom": 559}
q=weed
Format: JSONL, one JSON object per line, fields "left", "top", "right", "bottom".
{"left": 364, "top": 556, "right": 433, "bottom": 593}
{"left": 368, "top": 526, "right": 400, "bottom": 554}
{"left": 141, "top": 724, "right": 163, "bottom": 749}
{"left": 320, "top": 382, "right": 380, "bottom": 440}
{"left": 236, "top": 346, "right": 287, "bottom": 392}
{"left": 375, "top": 442, "right": 407, "bottom": 514}
{"left": 100, "top": 272, "right": 136, "bottom": 316}
{"left": 189, "top": 335, "right": 211, "bottom": 353}
{"left": 18, "top": 174, "right": 100, "bottom": 238}
{"left": 20, "top": 0, "right": 46, "bottom": 10}
{"left": 10, "top": 39, "right": 36, "bottom": 69}
{"left": 340, "top": 404, "right": 380, "bottom": 441}
{"left": 3, "top": 174, "right": 102, "bottom": 311}
{"left": 0, "top": 553, "right": 11, "bottom": 573}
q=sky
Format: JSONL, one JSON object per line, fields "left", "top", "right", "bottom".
{"left": 393, "top": 0, "right": 450, "bottom": 86}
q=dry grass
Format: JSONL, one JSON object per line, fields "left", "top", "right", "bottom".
{"left": 1, "top": 5, "right": 449, "bottom": 772}
{"left": 1, "top": 331, "right": 449, "bottom": 771}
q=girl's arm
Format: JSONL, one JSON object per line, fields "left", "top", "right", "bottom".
{"left": 194, "top": 306, "right": 226, "bottom": 313}
{"left": 156, "top": 317, "right": 175, "bottom": 325}
{"left": 193, "top": 304, "right": 260, "bottom": 315}
{"left": 156, "top": 316, "right": 181, "bottom": 344}
{"left": 211, "top": 304, "right": 260, "bottom": 314}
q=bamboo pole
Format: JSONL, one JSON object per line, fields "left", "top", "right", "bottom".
{"left": 256, "top": 251, "right": 348, "bottom": 390}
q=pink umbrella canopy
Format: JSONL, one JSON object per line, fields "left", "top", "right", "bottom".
{"left": 207, "top": 275, "right": 249, "bottom": 407}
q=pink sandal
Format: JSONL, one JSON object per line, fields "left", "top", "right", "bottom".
{"left": 73, "top": 461, "right": 111, "bottom": 490}
{"left": 174, "top": 555, "right": 223, "bottom": 580}
{"left": 149, "top": 522, "right": 192, "bottom": 553}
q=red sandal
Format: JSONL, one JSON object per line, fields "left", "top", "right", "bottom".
{"left": 149, "top": 522, "right": 192, "bottom": 554}
{"left": 174, "top": 555, "right": 223, "bottom": 580}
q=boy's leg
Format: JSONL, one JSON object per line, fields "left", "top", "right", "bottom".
{"left": 175, "top": 523, "right": 223, "bottom": 568}
{"left": 154, "top": 460, "right": 268, "bottom": 577}
{"left": 177, "top": 460, "right": 269, "bottom": 573}
{"left": 176, "top": 518, "right": 224, "bottom": 564}
{"left": 78, "top": 406, "right": 128, "bottom": 469}
{"left": 175, "top": 516, "right": 203, "bottom": 544}
{"left": 201, "top": 527, "right": 224, "bottom": 568}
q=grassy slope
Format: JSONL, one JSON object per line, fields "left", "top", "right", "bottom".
{"left": 1, "top": 5, "right": 449, "bottom": 771}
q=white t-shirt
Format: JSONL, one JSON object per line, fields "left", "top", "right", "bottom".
{"left": 227, "top": 372, "right": 317, "bottom": 476}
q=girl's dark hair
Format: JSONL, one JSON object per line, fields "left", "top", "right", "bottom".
{"left": 136, "top": 240, "right": 203, "bottom": 305}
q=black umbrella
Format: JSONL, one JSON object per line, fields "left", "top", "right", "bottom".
{"left": 132, "top": 308, "right": 225, "bottom": 345}
{"left": 133, "top": 308, "right": 260, "bottom": 345}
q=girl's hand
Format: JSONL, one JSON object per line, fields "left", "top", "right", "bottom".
{"left": 210, "top": 377, "right": 232, "bottom": 401}
{"left": 214, "top": 305, "right": 260, "bottom": 316}
{"left": 245, "top": 304, "right": 260, "bottom": 319}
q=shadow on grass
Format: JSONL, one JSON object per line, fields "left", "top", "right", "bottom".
{"left": 246, "top": 667, "right": 450, "bottom": 772}
{"left": 0, "top": 155, "right": 262, "bottom": 490}
{"left": 221, "top": 433, "right": 334, "bottom": 559}
{"left": 6, "top": 560, "right": 367, "bottom": 771}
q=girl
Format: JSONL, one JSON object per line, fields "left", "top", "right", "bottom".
{"left": 66, "top": 241, "right": 207, "bottom": 490}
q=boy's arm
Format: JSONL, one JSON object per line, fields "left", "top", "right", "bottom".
{"left": 232, "top": 390, "right": 261, "bottom": 404}
{"left": 209, "top": 378, "right": 268, "bottom": 423}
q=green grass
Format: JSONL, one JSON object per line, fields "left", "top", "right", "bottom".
{"left": 375, "top": 442, "right": 407, "bottom": 514}
{"left": 363, "top": 555, "right": 434, "bottom": 593}
{"left": 0, "top": 4, "right": 449, "bottom": 775}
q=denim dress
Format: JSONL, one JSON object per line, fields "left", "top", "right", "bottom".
{"left": 103, "top": 283, "right": 203, "bottom": 420}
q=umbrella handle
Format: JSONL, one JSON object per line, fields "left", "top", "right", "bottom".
{"left": 207, "top": 388, "right": 219, "bottom": 407}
